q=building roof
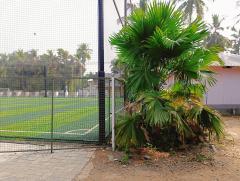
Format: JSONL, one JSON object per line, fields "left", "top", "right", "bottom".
{"left": 218, "top": 53, "right": 240, "bottom": 67}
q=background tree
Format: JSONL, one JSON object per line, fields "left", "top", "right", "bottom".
{"left": 236, "top": 0, "right": 240, "bottom": 25}
{"left": 75, "top": 43, "right": 92, "bottom": 78}
{"left": 0, "top": 54, "right": 8, "bottom": 77}
{"left": 28, "top": 49, "right": 38, "bottom": 62}
{"left": 205, "top": 15, "right": 231, "bottom": 49}
{"left": 0, "top": 43, "right": 92, "bottom": 91}
{"left": 118, "top": 0, "right": 148, "bottom": 25}
{"left": 231, "top": 27, "right": 240, "bottom": 55}
{"left": 111, "top": 58, "right": 125, "bottom": 75}
{"left": 173, "top": 0, "right": 206, "bottom": 23}
{"left": 139, "top": 0, "right": 148, "bottom": 11}
{"left": 40, "top": 50, "right": 57, "bottom": 77}
{"left": 75, "top": 43, "right": 92, "bottom": 65}
{"left": 57, "top": 48, "right": 70, "bottom": 64}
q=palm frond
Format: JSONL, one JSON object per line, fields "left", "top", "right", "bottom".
{"left": 189, "top": 104, "right": 224, "bottom": 139}
{"left": 115, "top": 113, "right": 147, "bottom": 148}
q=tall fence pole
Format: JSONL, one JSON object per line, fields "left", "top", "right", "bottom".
{"left": 44, "top": 65, "right": 47, "bottom": 97}
{"left": 51, "top": 79, "right": 54, "bottom": 153}
{"left": 124, "top": 0, "right": 127, "bottom": 25}
{"left": 111, "top": 77, "right": 115, "bottom": 151}
{"left": 108, "top": 79, "right": 111, "bottom": 135}
{"left": 98, "top": 0, "right": 105, "bottom": 144}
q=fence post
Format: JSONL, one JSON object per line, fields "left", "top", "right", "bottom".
{"left": 98, "top": 0, "right": 105, "bottom": 144}
{"left": 50, "top": 79, "right": 54, "bottom": 153}
{"left": 44, "top": 65, "right": 47, "bottom": 97}
{"left": 111, "top": 77, "right": 115, "bottom": 151}
{"left": 108, "top": 79, "right": 111, "bottom": 135}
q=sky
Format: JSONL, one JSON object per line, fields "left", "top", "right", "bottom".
{"left": 0, "top": 0, "right": 239, "bottom": 73}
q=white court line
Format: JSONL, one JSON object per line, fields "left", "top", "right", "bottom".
{"left": 64, "top": 108, "right": 124, "bottom": 135}
{"left": 66, "top": 124, "right": 99, "bottom": 135}
{"left": 78, "top": 107, "right": 124, "bottom": 135}
{"left": 65, "top": 128, "right": 90, "bottom": 134}
{"left": 114, "top": 107, "right": 125, "bottom": 114}
{"left": 78, "top": 107, "right": 124, "bottom": 137}
{"left": 0, "top": 108, "right": 124, "bottom": 137}
{"left": 82, "top": 124, "right": 99, "bottom": 135}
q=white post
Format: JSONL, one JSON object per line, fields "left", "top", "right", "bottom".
{"left": 111, "top": 77, "right": 115, "bottom": 151}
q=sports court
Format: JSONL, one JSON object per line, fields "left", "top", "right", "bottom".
{"left": 0, "top": 96, "right": 111, "bottom": 142}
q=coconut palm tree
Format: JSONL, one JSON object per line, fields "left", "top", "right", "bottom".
{"left": 231, "top": 27, "right": 240, "bottom": 55}
{"left": 205, "top": 15, "right": 231, "bottom": 49}
{"left": 173, "top": 0, "right": 207, "bottom": 23}
{"left": 139, "top": 0, "right": 148, "bottom": 11}
{"left": 75, "top": 43, "right": 92, "bottom": 77}
{"left": 28, "top": 49, "right": 38, "bottom": 61}
{"left": 118, "top": 0, "right": 147, "bottom": 25}
{"left": 57, "top": 48, "right": 70, "bottom": 64}
{"left": 75, "top": 43, "right": 92, "bottom": 65}
{"left": 235, "top": 0, "right": 240, "bottom": 25}
{"left": 210, "top": 14, "right": 224, "bottom": 33}
{"left": 15, "top": 49, "right": 26, "bottom": 62}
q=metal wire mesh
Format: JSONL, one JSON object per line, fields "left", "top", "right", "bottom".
{"left": 106, "top": 78, "right": 125, "bottom": 142}
{"left": 0, "top": 75, "right": 114, "bottom": 152}
{"left": 0, "top": 0, "right": 123, "bottom": 153}
{"left": 114, "top": 78, "right": 125, "bottom": 113}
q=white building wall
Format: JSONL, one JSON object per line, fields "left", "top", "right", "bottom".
{"left": 206, "top": 67, "right": 240, "bottom": 105}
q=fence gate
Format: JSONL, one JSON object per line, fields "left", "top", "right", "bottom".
{"left": 0, "top": 0, "right": 125, "bottom": 152}
{"left": 0, "top": 75, "right": 125, "bottom": 152}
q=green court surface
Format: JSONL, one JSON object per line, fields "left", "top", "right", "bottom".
{"left": 0, "top": 97, "right": 112, "bottom": 142}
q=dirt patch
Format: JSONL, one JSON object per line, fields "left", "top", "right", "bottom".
{"left": 80, "top": 117, "right": 240, "bottom": 181}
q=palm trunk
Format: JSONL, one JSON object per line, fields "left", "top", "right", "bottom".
{"left": 124, "top": 0, "right": 127, "bottom": 25}
{"left": 238, "top": 39, "right": 240, "bottom": 55}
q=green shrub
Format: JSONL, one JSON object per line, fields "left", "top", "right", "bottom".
{"left": 111, "top": 1, "right": 224, "bottom": 150}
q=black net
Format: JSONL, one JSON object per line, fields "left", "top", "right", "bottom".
{"left": 0, "top": 75, "right": 110, "bottom": 151}
{"left": 0, "top": 0, "right": 124, "bottom": 152}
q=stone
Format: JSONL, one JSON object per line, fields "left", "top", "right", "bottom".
{"left": 210, "top": 144, "right": 217, "bottom": 152}
{"left": 143, "top": 155, "right": 151, "bottom": 160}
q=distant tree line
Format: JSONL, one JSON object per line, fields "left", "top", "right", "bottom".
{"left": 0, "top": 43, "right": 93, "bottom": 91}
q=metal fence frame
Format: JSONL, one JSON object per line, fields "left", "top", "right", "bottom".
{"left": 0, "top": 74, "right": 123, "bottom": 152}
{"left": 0, "top": 0, "right": 128, "bottom": 153}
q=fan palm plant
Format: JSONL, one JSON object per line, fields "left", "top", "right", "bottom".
{"left": 110, "top": 1, "right": 224, "bottom": 149}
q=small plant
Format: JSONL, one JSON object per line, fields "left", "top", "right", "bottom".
{"left": 146, "top": 143, "right": 157, "bottom": 151}
{"left": 120, "top": 153, "right": 130, "bottom": 165}
{"left": 169, "top": 150, "right": 177, "bottom": 156}
{"left": 195, "top": 153, "right": 213, "bottom": 163}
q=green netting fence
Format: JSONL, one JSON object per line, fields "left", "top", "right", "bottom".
{"left": 0, "top": 74, "right": 124, "bottom": 152}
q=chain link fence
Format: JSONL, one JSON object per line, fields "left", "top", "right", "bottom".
{"left": 0, "top": 0, "right": 125, "bottom": 153}
{"left": 0, "top": 74, "right": 120, "bottom": 152}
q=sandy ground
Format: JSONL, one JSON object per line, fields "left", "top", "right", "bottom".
{"left": 80, "top": 117, "right": 240, "bottom": 181}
